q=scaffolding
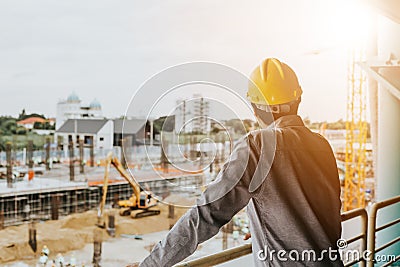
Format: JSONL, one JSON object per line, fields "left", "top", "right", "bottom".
{"left": 0, "top": 186, "right": 97, "bottom": 227}
{"left": 344, "top": 49, "right": 368, "bottom": 211}
{"left": 0, "top": 173, "right": 204, "bottom": 227}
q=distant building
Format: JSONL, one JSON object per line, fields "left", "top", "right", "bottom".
{"left": 175, "top": 94, "right": 210, "bottom": 133}
{"left": 17, "top": 117, "right": 46, "bottom": 130}
{"left": 113, "top": 118, "right": 147, "bottom": 146}
{"left": 55, "top": 118, "right": 149, "bottom": 150}
{"left": 55, "top": 119, "right": 113, "bottom": 150}
{"left": 56, "top": 92, "right": 103, "bottom": 130}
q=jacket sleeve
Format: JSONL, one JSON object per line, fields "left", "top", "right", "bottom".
{"left": 139, "top": 136, "right": 259, "bottom": 267}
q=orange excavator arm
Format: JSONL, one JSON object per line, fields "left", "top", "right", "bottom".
{"left": 97, "top": 152, "right": 160, "bottom": 227}
{"left": 97, "top": 152, "right": 142, "bottom": 223}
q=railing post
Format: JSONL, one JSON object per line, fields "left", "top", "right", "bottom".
{"left": 367, "top": 204, "right": 377, "bottom": 267}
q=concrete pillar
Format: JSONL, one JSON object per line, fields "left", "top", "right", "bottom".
{"left": 45, "top": 137, "right": 51, "bottom": 171}
{"left": 375, "top": 15, "right": 400, "bottom": 257}
{"left": 367, "top": 13, "right": 378, "bottom": 192}
{"left": 376, "top": 69, "right": 400, "bottom": 200}
{"left": 27, "top": 140, "right": 34, "bottom": 169}
{"left": 6, "top": 142, "right": 13, "bottom": 188}
{"left": 150, "top": 119, "right": 154, "bottom": 146}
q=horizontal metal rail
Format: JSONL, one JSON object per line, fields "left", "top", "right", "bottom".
{"left": 376, "top": 217, "right": 400, "bottom": 232}
{"left": 367, "top": 195, "right": 400, "bottom": 267}
{"left": 175, "top": 243, "right": 252, "bottom": 267}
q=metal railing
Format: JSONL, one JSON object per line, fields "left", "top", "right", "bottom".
{"left": 367, "top": 195, "right": 400, "bottom": 267}
{"left": 341, "top": 208, "right": 368, "bottom": 267}
{"left": 174, "top": 196, "right": 400, "bottom": 267}
{"left": 175, "top": 243, "right": 252, "bottom": 267}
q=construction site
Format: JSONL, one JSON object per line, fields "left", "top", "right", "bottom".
{"left": 1, "top": 0, "right": 400, "bottom": 266}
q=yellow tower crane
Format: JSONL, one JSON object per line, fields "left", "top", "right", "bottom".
{"left": 343, "top": 50, "right": 368, "bottom": 211}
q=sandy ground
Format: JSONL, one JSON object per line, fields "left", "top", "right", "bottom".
{"left": 4, "top": 230, "right": 253, "bottom": 267}
{"left": 0, "top": 199, "right": 191, "bottom": 265}
{"left": 1, "top": 199, "right": 253, "bottom": 267}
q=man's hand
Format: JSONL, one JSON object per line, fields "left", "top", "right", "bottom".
{"left": 126, "top": 263, "right": 140, "bottom": 267}
{"left": 243, "top": 233, "right": 251, "bottom": 240}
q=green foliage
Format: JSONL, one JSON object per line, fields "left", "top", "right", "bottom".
{"left": 33, "top": 121, "right": 43, "bottom": 129}
{"left": 2, "top": 119, "right": 17, "bottom": 133}
{"left": 0, "top": 134, "right": 53, "bottom": 150}
{"left": 33, "top": 121, "right": 55, "bottom": 130}
{"left": 153, "top": 115, "right": 175, "bottom": 133}
{"left": 0, "top": 112, "right": 53, "bottom": 150}
{"left": 16, "top": 127, "right": 27, "bottom": 135}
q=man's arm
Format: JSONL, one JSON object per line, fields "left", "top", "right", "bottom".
{"left": 139, "top": 136, "right": 259, "bottom": 267}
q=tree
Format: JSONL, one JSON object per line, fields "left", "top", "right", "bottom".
{"left": 18, "top": 109, "right": 26, "bottom": 120}
{"left": 33, "top": 122, "right": 43, "bottom": 129}
{"left": 1, "top": 119, "right": 17, "bottom": 135}
{"left": 16, "top": 127, "right": 26, "bottom": 135}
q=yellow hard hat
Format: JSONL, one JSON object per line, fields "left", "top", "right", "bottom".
{"left": 247, "top": 58, "right": 302, "bottom": 106}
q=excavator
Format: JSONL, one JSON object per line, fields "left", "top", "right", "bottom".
{"left": 97, "top": 152, "right": 160, "bottom": 229}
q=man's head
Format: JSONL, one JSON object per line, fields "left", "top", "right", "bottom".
{"left": 247, "top": 58, "right": 302, "bottom": 127}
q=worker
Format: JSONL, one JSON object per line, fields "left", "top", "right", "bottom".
{"left": 41, "top": 245, "right": 50, "bottom": 257}
{"left": 130, "top": 58, "right": 343, "bottom": 266}
{"left": 56, "top": 253, "right": 65, "bottom": 267}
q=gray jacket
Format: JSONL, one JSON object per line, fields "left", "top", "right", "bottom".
{"left": 140, "top": 115, "right": 343, "bottom": 267}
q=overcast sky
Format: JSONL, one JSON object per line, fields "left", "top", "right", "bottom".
{"left": 0, "top": 0, "right": 371, "bottom": 122}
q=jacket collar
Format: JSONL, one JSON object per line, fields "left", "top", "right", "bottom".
{"left": 273, "top": 115, "right": 305, "bottom": 128}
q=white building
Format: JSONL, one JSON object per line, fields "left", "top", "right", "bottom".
{"left": 56, "top": 92, "right": 103, "bottom": 130}
{"left": 55, "top": 119, "right": 113, "bottom": 150}
{"left": 55, "top": 118, "right": 148, "bottom": 151}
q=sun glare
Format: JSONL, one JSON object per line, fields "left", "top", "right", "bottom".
{"left": 323, "top": 0, "right": 371, "bottom": 49}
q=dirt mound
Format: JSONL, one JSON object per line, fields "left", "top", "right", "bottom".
{"left": 61, "top": 210, "right": 97, "bottom": 229}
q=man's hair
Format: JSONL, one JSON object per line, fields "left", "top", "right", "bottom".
{"left": 252, "top": 97, "right": 301, "bottom": 124}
